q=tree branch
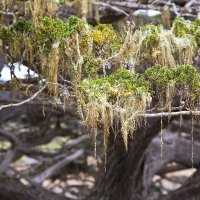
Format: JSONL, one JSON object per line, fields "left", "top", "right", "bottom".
{"left": 0, "top": 84, "right": 47, "bottom": 111}
{"left": 141, "top": 110, "right": 200, "bottom": 118}
{"left": 0, "top": 131, "right": 19, "bottom": 173}
{"left": 32, "top": 149, "right": 84, "bottom": 184}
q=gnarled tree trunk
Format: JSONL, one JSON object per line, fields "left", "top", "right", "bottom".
{"left": 90, "top": 118, "right": 162, "bottom": 200}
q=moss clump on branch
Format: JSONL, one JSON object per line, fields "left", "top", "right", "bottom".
{"left": 145, "top": 65, "right": 200, "bottom": 109}
{"left": 78, "top": 64, "right": 200, "bottom": 151}
{"left": 107, "top": 20, "right": 198, "bottom": 72}
{"left": 0, "top": 15, "right": 121, "bottom": 94}
{"left": 1, "top": 17, "right": 198, "bottom": 86}
{"left": 77, "top": 70, "right": 151, "bottom": 151}
{"left": 90, "top": 24, "right": 122, "bottom": 55}
{"left": 172, "top": 18, "right": 200, "bottom": 47}
{"left": 8, "top": 16, "right": 87, "bottom": 51}
{"left": 0, "top": 16, "right": 91, "bottom": 95}
{"left": 142, "top": 24, "right": 160, "bottom": 48}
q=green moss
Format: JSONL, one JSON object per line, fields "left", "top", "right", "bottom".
{"left": 173, "top": 65, "right": 200, "bottom": 102}
{"left": 173, "top": 65, "right": 199, "bottom": 86}
{"left": 82, "top": 54, "right": 103, "bottom": 78}
{"left": 67, "top": 15, "right": 90, "bottom": 35}
{"left": 146, "top": 64, "right": 200, "bottom": 89}
{"left": 145, "top": 65, "right": 173, "bottom": 88}
{"left": 77, "top": 69, "right": 152, "bottom": 151}
{"left": 0, "top": 25, "right": 14, "bottom": 44}
{"left": 145, "top": 64, "right": 200, "bottom": 103}
{"left": 37, "top": 17, "right": 68, "bottom": 38}
{"left": 172, "top": 18, "right": 190, "bottom": 37}
{"left": 78, "top": 69, "right": 150, "bottom": 99}
{"left": 34, "top": 17, "right": 68, "bottom": 50}
{"left": 92, "top": 24, "right": 116, "bottom": 43}
{"left": 172, "top": 18, "right": 200, "bottom": 47}
{"left": 142, "top": 24, "right": 160, "bottom": 48}
{"left": 3, "top": 16, "right": 88, "bottom": 52}
{"left": 11, "top": 19, "right": 32, "bottom": 34}
{"left": 90, "top": 24, "right": 122, "bottom": 56}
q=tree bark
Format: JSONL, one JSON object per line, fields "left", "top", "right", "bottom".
{"left": 90, "top": 118, "right": 162, "bottom": 200}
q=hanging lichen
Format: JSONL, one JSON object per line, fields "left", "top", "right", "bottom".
{"left": 28, "top": 0, "right": 57, "bottom": 20}
{"left": 1, "top": 16, "right": 200, "bottom": 153}
{"left": 77, "top": 70, "right": 152, "bottom": 151}
{"left": 74, "top": 0, "right": 93, "bottom": 20}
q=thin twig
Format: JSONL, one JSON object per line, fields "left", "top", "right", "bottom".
{"left": 58, "top": 74, "right": 73, "bottom": 85}
{"left": 0, "top": 84, "right": 46, "bottom": 111}
{"left": 139, "top": 110, "right": 200, "bottom": 118}
{"left": 146, "top": 105, "right": 185, "bottom": 113}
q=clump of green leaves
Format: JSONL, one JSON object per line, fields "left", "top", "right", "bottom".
{"left": 172, "top": 18, "right": 191, "bottom": 37}
{"left": 0, "top": 25, "right": 13, "bottom": 44}
{"left": 145, "top": 64, "right": 200, "bottom": 90}
{"left": 78, "top": 64, "right": 200, "bottom": 151}
{"left": 34, "top": 16, "right": 88, "bottom": 51}
{"left": 173, "top": 65, "right": 200, "bottom": 104}
{"left": 0, "top": 16, "right": 88, "bottom": 51}
{"left": 137, "top": 20, "right": 198, "bottom": 69}
{"left": 173, "top": 65, "right": 199, "bottom": 86}
{"left": 35, "top": 17, "right": 69, "bottom": 44}
{"left": 145, "top": 64, "right": 200, "bottom": 106}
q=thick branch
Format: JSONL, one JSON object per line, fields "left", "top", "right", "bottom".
{"left": 64, "top": 135, "right": 89, "bottom": 149}
{"left": 32, "top": 149, "right": 84, "bottom": 184}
